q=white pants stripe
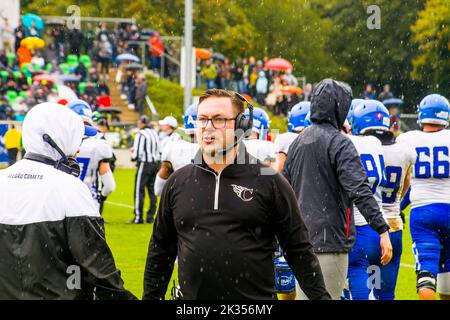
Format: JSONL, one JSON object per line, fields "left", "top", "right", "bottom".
{"left": 134, "top": 162, "right": 144, "bottom": 221}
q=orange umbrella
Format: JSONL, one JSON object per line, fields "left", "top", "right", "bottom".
{"left": 265, "top": 58, "right": 293, "bottom": 71}
{"left": 195, "top": 48, "right": 212, "bottom": 60}
{"left": 281, "top": 86, "right": 303, "bottom": 95}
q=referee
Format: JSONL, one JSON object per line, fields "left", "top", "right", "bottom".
{"left": 131, "top": 115, "right": 160, "bottom": 224}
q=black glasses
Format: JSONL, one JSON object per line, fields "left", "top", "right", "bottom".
{"left": 195, "top": 116, "right": 237, "bottom": 129}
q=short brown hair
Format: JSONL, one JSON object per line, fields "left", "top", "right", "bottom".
{"left": 198, "top": 89, "right": 245, "bottom": 115}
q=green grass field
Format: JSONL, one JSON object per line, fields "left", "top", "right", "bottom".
{"left": 103, "top": 168, "right": 418, "bottom": 300}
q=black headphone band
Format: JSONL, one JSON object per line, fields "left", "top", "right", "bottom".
{"left": 234, "top": 92, "right": 254, "bottom": 136}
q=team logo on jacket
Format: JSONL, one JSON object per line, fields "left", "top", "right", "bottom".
{"left": 231, "top": 184, "right": 254, "bottom": 202}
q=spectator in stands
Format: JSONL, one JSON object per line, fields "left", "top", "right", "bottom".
{"left": 201, "top": 59, "right": 217, "bottom": 90}
{"left": 50, "top": 25, "right": 65, "bottom": 53}
{"left": 4, "top": 124, "right": 21, "bottom": 166}
{"left": 26, "top": 21, "right": 40, "bottom": 38}
{"left": 303, "top": 83, "right": 313, "bottom": 101}
{"left": 363, "top": 83, "right": 376, "bottom": 100}
{"left": 255, "top": 71, "right": 268, "bottom": 106}
{"left": 214, "top": 60, "right": 223, "bottom": 89}
{"left": 378, "top": 84, "right": 394, "bottom": 101}
{"left": 0, "top": 49, "right": 7, "bottom": 67}
{"left": 0, "top": 97, "right": 9, "bottom": 120}
{"left": 43, "top": 43, "right": 58, "bottom": 64}
{"left": 126, "top": 70, "right": 137, "bottom": 110}
{"left": 97, "top": 23, "right": 110, "bottom": 41}
{"left": 221, "top": 58, "right": 232, "bottom": 90}
{"left": 31, "top": 52, "right": 45, "bottom": 70}
{"left": 389, "top": 105, "right": 400, "bottom": 134}
{"left": 1, "top": 18, "right": 14, "bottom": 53}
{"left": 150, "top": 33, "right": 164, "bottom": 74}
{"left": 83, "top": 23, "right": 96, "bottom": 55}
{"left": 14, "top": 20, "right": 26, "bottom": 52}
{"left": 135, "top": 74, "right": 147, "bottom": 116}
{"left": 167, "top": 43, "right": 179, "bottom": 82}
{"left": 68, "top": 28, "right": 84, "bottom": 56}
{"left": 249, "top": 67, "right": 258, "bottom": 98}
{"left": 283, "top": 69, "right": 298, "bottom": 86}
{"left": 98, "top": 81, "right": 110, "bottom": 96}
{"left": 75, "top": 62, "right": 88, "bottom": 82}
{"left": 98, "top": 34, "right": 112, "bottom": 81}
{"left": 232, "top": 59, "right": 244, "bottom": 93}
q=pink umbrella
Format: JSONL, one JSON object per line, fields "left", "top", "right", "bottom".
{"left": 265, "top": 58, "right": 293, "bottom": 71}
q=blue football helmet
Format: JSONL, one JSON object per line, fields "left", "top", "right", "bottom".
{"left": 245, "top": 106, "right": 270, "bottom": 140}
{"left": 288, "top": 101, "right": 311, "bottom": 132}
{"left": 418, "top": 94, "right": 450, "bottom": 127}
{"left": 351, "top": 100, "right": 390, "bottom": 135}
{"left": 67, "top": 99, "right": 97, "bottom": 136}
{"left": 347, "top": 99, "right": 365, "bottom": 124}
{"left": 183, "top": 103, "right": 197, "bottom": 132}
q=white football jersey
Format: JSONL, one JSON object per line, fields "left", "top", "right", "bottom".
{"left": 349, "top": 135, "right": 387, "bottom": 226}
{"left": 243, "top": 139, "right": 276, "bottom": 163}
{"left": 381, "top": 142, "right": 416, "bottom": 218}
{"left": 161, "top": 139, "right": 199, "bottom": 172}
{"left": 397, "top": 129, "right": 450, "bottom": 208}
{"left": 77, "top": 137, "right": 114, "bottom": 199}
{"left": 274, "top": 132, "right": 299, "bottom": 154}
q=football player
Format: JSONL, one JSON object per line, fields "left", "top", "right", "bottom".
{"left": 349, "top": 100, "right": 415, "bottom": 299}
{"left": 272, "top": 101, "right": 311, "bottom": 172}
{"left": 345, "top": 100, "right": 392, "bottom": 300}
{"left": 68, "top": 100, "right": 116, "bottom": 210}
{"left": 242, "top": 106, "right": 276, "bottom": 165}
{"left": 154, "top": 103, "right": 200, "bottom": 196}
{"left": 397, "top": 94, "right": 450, "bottom": 300}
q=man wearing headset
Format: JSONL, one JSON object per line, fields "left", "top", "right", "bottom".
{"left": 0, "top": 102, "right": 136, "bottom": 299}
{"left": 143, "top": 89, "right": 330, "bottom": 300}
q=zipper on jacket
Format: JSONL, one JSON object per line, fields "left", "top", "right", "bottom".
{"left": 195, "top": 165, "right": 221, "bottom": 210}
{"left": 214, "top": 172, "right": 222, "bottom": 210}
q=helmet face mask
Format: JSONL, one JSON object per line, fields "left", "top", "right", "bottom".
{"left": 351, "top": 100, "right": 390, "bottom": 136}
{"left": 417, "top": 94, "right": 450, "bottom": 128}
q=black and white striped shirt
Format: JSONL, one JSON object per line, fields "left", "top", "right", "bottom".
{"left": 132, "top": 127, "right": 160, "bottom": 163}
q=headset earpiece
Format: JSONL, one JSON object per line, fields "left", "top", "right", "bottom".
{"left": 234, "top": 93, "right": 254, "bottom": 137}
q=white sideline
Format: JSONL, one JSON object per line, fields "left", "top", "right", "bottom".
{"left": 105, "top": 200, "right": 134, "bottom": 209}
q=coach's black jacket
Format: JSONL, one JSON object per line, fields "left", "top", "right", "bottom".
{"left": 282, "top": 79, "right": 390, "bottom": 254}
{"left": 143, "top": 144, "right": 330, "bottom": 300}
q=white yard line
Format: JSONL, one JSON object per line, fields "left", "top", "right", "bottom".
{"left": 105, "top": 201, "right": 134, "bottom": 209}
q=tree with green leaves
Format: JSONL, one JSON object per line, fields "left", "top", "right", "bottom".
{"left": 411, "top": 0, "right": 450, "bottom": 97}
